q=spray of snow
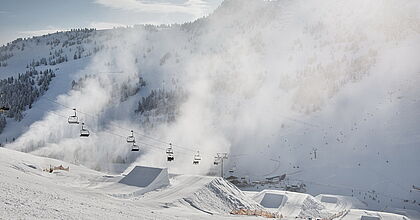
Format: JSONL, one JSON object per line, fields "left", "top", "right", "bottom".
{"left": 6, "top": 0, "right": 420, "bottom": 201}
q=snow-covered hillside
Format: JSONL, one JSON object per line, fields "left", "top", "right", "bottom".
{"left": 0, "top": 147, "right": 263, "bottom": 219}
{"left": 0, "top": 0, "right": 419, "bottom": 217}
{"left": 0, "top": 146, "right": 414, "bottom": 219}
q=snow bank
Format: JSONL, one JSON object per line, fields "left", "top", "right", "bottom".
{"left": 250, "top": 190, "right": 412, "bottom": 219}
{"left": 0, "top": 148, "right": 178, "bottom": 220}
{"left": 342, "top": 209, "right": 410, "bottom": 220}
{"left": 182, "top": 177, "right": 261, "bottom": 214}
{"left": 104, "top": 168, "right": 262, "bottom": 215}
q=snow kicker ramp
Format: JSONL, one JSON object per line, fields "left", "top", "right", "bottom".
{"left": 252, "top": 190, "right": 328, "bottom": 219}
{"left": 119, "top": 166, "right": 169, "bottom": 188}
{"left": 315, "top": 194, "right": 367, "bottom": 212}
{"left": 106, "top": 166, "right": 170, "bottom": 198}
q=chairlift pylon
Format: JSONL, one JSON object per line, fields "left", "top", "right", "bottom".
{"left": 126, "top": 130, "right": 135, "bottom": 143}
{"left": 68, "top": 108, "right": 79, "bottom": 124}
{"left": 80, "top": 122, "right": 90, "bottom": 137}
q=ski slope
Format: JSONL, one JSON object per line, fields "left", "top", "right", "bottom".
{"left": 1, "top": 146, "right": 415, "bottom": 219}
{"left": 0, "top": 147, "right": 265, "bottom": 219}
{"left": 0, "top": 57, "right": 92, "bottom": 144}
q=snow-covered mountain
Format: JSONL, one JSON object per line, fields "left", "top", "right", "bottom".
{"left": 0, "top": 0, "right": 419, "bottom": 216}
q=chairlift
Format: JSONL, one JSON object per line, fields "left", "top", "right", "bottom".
{"left": 167, "top": 152, "right": 174, "bottom": 161}
{"left": 126, "top": 130, "right": 135, "bottom": 143}
{"left": 131, "top": 142, "right": 140, "bottom": 152}
{"left": 80, "top": 123, "right": 90, "bottom": 137}
{"left": 193, "top": 151, "right": 201, "bottom": 165}
{"left": 166, "top": 143, "right": 174, "bottom": 154}
{"left": 68, "top": 108, "right": 79, "bottom": 124}
{"left": 229, "top": 165, "right": 236, "bottom": 173}
{"left": 214, "top": 156, "right": 220, "bottom": 165}
{"left": 0, "top": 105, "right": 10, "bottom": 112}
{"left": 166, "top": 143, "right": 174, "bottom": 161}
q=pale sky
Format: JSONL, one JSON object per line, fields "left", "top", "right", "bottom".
{"left": 0, "top": 0, "right": 223, "bottom": 45}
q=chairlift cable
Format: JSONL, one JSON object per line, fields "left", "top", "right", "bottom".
{"left": 41, "top": 96, "right": 198, "bottom": 153}
{"left": 31, "top": 106, "right": 168, "bottom": 152}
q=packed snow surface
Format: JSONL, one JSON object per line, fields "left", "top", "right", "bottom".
{"left": 1, "top": 147, "right": 416, "bottom": 219}
{"left": 0, "top": 147, "right": 262, "bottom": 219}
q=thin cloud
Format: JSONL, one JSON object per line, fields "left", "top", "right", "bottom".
{"left": 89, "top": 22, "right": 127, "bottom": 30}
{"left": 19, "top": 28, "right": 67, "bottom": 38}
{"left": 94, "top": 0, "right": 211, "bottom": 17}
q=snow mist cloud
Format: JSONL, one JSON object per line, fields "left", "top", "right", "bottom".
{"left": 6, "top": 1, "right": 420, "bottom": 206}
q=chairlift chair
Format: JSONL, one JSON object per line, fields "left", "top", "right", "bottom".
{"left": 0, "top": 105, "right": 10, "bottom": 112}
{"left": 126, "top": 130, "right": 135, "bottom": 143}
{"left": 229, "top": 164, "right": 236, "bottom": 173}
{"left": 68, "top": 108, "right": 79, "bottom": 124}
{"left": 214, "top": 156, "right": 220, "bottom": 165}
{"left": 167, "top": 152, "right": 174, "bottom": 162}
{"left": 131, "top": 142, "right": 140, "bottom": 152}
{"left": 193, "top": 151, "right": 201, "bottom": 165}
{"left": 166, "top": 143, "right": 174, "bottom": 161}
{"left": 166, "top": 143, "right": 174, "bottom": 154}
{"left": 80, "top": 123, "right": 90, "bottom": 137}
